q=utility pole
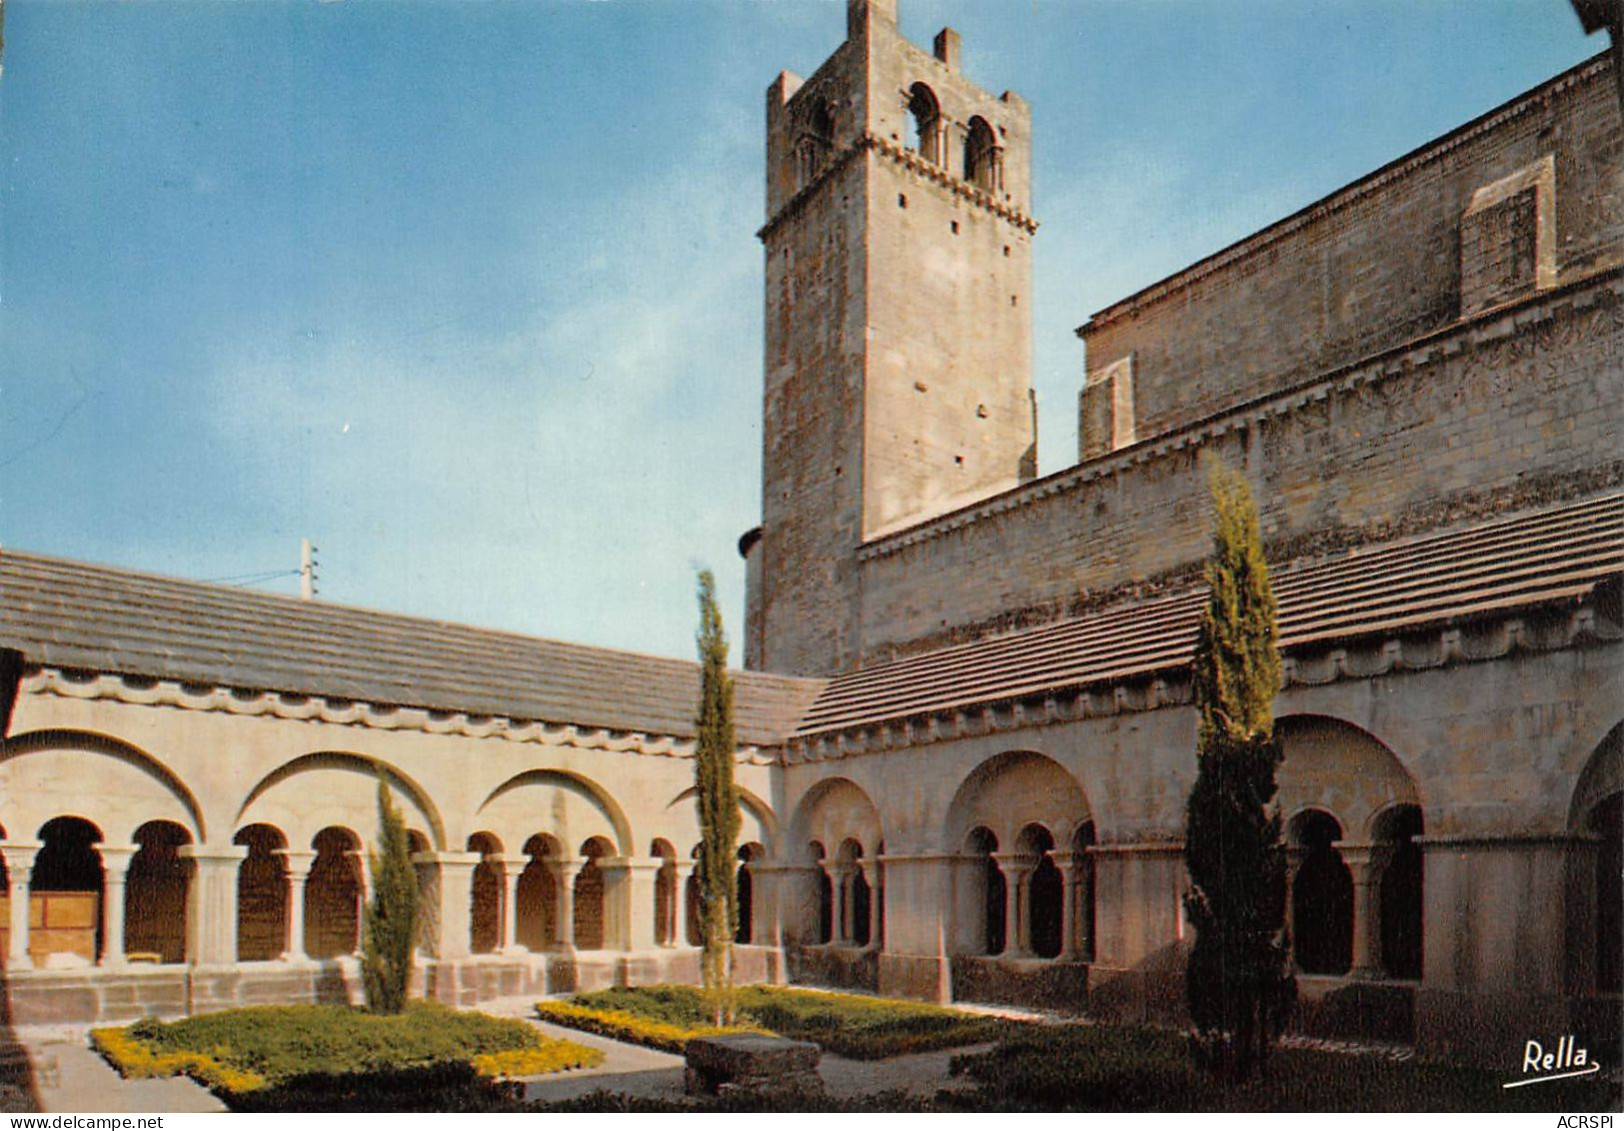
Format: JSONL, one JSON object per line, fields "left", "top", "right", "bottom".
{"left": 300, "top": 538, "right": 319, "bottom": 600}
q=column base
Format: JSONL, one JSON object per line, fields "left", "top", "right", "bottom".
{"left": 877, "top": 952, "right": 951, "bottom": 1003}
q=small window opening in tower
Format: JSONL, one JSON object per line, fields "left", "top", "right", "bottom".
{"left": 794, "top": 100, "right": 835, "bottom": 189}
{"left": 908, "top": 83, "right": 942, "bottom": 165}
{"left": 965, "top": 116, "right": 1002, "bottom": 192}
{"left": 951, "top": 220, "right": 959, "bottom": 234}
{"left": 898, "top": 193, "right": 908, "bottom": 209}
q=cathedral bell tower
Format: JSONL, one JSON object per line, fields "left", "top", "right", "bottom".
{"left": 744, "top": 0, "right": 1038, "bottom": 677}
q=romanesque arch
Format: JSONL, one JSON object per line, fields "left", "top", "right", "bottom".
{"left": 943, "top": 752, "right": 1093, "bottom": 962}
{"left": 0, "top": 729, "right": 204, "bottom": 843}
{"left": 1570, "top": 721, "right": 1622, "bottom": 994}
{"left": 236, "top": 752, "right": 445, "bottom": 852}
{"left": 1276, "top": 716, "right": 1423, "bottom": 980}
{"left": 788, "top": 780, "right": 882, "bottom": 949}
{"left": 907, "top": 82, "right": 941, "bottom": 164}
{"left": 665, "top": 784, "right": 779, "bottom": 857}
{"left": 478, "top": 769, "right": 632, "bottom": 858}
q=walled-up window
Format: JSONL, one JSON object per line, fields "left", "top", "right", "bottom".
{"left": 1590, "top": 792, "right": 1622, "bottom": 994}
{"left": 1291, "top": 810, "right": 1353, "bottom": 976}
{"left": 908, "top": 83, "right": 941, "bottom": 165}
{"left": 1375, "top": 805, "right": 1424, "bottom": 980}
{"left": 964, "top": 116, "right": 1000, "bottom": 192}
{"left": 307, "top": 826, "right": 361, "bottom": 959}
{"left": 517, "top": 834, "right": 560, "bottom": 951}
{"left": 235, "top": 824, "right": 287, "bottom": 962}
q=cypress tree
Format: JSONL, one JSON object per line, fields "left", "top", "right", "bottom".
{"left": 1183, "top": 460, "right": 1294, "bottom": 1079}
{"left": 361, "top": 777, "right": 419, "bottom": 1015}
{"left": 694, "top": 569, "right": 740, "bottom": 1026}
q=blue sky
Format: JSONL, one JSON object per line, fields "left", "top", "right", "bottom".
{"left": 0, "top": 1, "right": 1601, "bottom": 663}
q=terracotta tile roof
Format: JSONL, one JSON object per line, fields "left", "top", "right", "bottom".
{"left": 0, "top": 551, "right": 825, "bottom": 747}
{"left": 795, "top": 493, "right": 1622, "bottom": 737}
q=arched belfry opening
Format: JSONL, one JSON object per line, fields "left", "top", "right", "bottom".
{"left": 908, "top": 82, "right": 942, "bottom": 165}
{"left": 964, "top": 115, "right": 1001, "bottom": 191}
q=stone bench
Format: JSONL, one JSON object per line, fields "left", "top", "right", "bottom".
{"left": 683, "top": 1033, "right": 821, "bottom": 1097}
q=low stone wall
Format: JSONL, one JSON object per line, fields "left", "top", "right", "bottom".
{"left": 784, "top": 944, "right": 878, "bottom": 992}
{"left": 949, "top": 956, "right": 1088, "bottom": 1010}
{"left": 0, "top": 946, "right": 745, "bottom": 1025}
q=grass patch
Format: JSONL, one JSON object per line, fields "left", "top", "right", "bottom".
{"left": 93, "top": 1002, "right": 602, "bottom": 1108}
{"left": 539, "top": 984, "right": 1012, "bottom": 1059}
{"left": 945, "top": 1023, "right": 1624, "bottom": 1112}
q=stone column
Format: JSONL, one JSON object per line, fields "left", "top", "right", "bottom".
{"left": 95, "top": 843, "right": 139, "bottom": 968}
{"left": 1, "top": 842, "right": 42, "bottom": 970}
{"left": 857, "top": 857, "right": 880, "bottom": 949}
{"left": 413, "top": 851, "right": 480, "bottom": 960}
{"left": 828, "top": 861, "right": 854, "bottom": 945}
{"left": 276, "top": 849, "right": 316, "bottom": 961}
{"left": 611, "top": 857, "right": 662, "bottom": 952}
{"left": 348, "top": 850, "right": 371, "bottom": 954}
{"left": 992, "top": 853, "right": 1032, "bottom": 957}
{"left": 1051, "top": 850, "right": 1078, "bottom": 959}
{"left": 671, "top": 860, "right": 696, "bottom": 946}
{"left": 497, "top": 854, "right": 530, "bottom": 955}
{"left": 547, "top": 857, "right": 584, "bottom": 951}
{"left": 1339, "top": 842, "right": 1391, "bottom": 979}
{"left": 179, "top": 844, "right": 248, "bottom": 966}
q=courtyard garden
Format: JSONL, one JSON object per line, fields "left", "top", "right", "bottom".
{"left": 536, "top": 1020, "right": 1621, "bottom": 1113}
{"left": 534, "top": 983, "right": 1015, "bottom": 1059}
{"left": 91, "top": 1002, "right": 602, "bottom": 1111}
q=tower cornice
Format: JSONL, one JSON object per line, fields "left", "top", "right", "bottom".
{"left": 758, "top": 129, "right": 1038, "bottom": 242}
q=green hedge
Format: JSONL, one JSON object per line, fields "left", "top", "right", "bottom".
{"left": 946, "top": 1024, "right": 1624, "bottom": 1112}
{"left": 543, "top": 985, "right": 1012, "bottom": 1060}
{"left": 94, "top": 1002, "right": 601, "bottom": 1107}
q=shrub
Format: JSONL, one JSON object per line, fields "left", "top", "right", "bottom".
{"left": 470, "top": 1045, "right": 603, "bottom": 1078}
{"left": 361, "top": 778, "right": 419, "bottom": 1015}
{"left": 534, "top": 1000, "right": 761, "bottom": 1054}
{"left": 93, "top": 1002, "right": 597, "bottom": 1103}
{"left": 541, "top": 985, "right": 1011, "bottom": 1060}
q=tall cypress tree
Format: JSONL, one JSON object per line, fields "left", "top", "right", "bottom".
{"left": 694, "top": 569, "right": 740, "bottom": 1026}
{"left": 362, "top": 777, "right": 419, "bottom": 1014}
{"left": 1183, "top": 461, "right": 1294, "bottom": 1079}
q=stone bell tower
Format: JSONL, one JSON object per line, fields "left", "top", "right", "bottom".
{"left": 744, "top": 0, "right": 1038, "bottom": 677}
